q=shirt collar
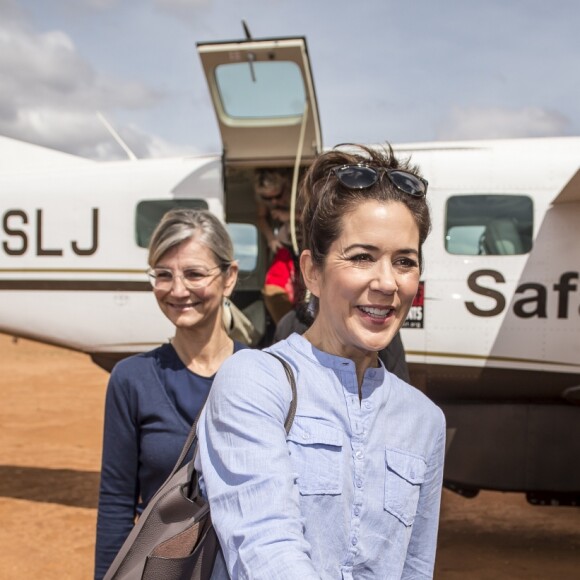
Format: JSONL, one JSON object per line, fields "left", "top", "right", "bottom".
{"left": 287, "top": 332, "right": 385, "bottom": 382}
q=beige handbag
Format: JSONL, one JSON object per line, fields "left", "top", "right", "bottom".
{"left": 104, "top": 352, "right": 296, "bottom": 580}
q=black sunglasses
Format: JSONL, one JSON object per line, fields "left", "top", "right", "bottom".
{"left": 259, "top": 190, "right": 285, "bottom": 202}
{"left": 331, "top": 164, "right": 428, "bottom": 197}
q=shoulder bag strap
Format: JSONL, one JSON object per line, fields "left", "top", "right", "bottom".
{"left": 163, "top": 350, "right": 298, "bottom": 486}
{"left": 265, "top": 351, "right": 297, "bottom": 434}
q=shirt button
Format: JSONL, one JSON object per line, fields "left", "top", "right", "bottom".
{"left": 351, "top": 537, "right": 358, "bottom": 546}
{"left": 355, "top": 450, "right": 364, "bottom": 460}
{"left": 356, "top": 480, "right": 363, "bottom": 488}
{"left": 354, "top": 507, "right": 360, "bottom": 516}
{"left": 302, "top": 432, "right": 310, "bottom": 440}
{"left": 364, "top": 401, "right": 371, "bottom": 409}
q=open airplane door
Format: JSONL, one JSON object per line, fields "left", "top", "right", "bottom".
{"left": 197, "top": 36, "right": 322, "bottom": 165}
{"left": 196, "top": 35, "right": 322, "bottom": 343}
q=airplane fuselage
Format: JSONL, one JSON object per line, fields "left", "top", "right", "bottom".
{"left": 2, "top": 28, "right": 580, "bottom": 502}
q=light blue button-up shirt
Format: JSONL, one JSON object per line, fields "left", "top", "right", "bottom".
{"left": 196, "top": 333, "right": 446, "bottom": 579}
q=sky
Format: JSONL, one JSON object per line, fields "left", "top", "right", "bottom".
{"left": 2, "top": 0, "right": 579, "bottom": 161}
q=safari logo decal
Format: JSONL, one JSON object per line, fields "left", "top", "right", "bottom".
{"left": 404, "top": 281, "right": 424, "bottom": 329}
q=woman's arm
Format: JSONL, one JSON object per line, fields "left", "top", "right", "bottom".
{"left": 197, "top": 350, "right": 320, "bottom": 580}
{"left": 401, "top": 409, "right": 446, "bottom": 579}
{"left": 256, "top": 202, "right": 282, "bottom": 253}
{"left": 94, "top": 366, "right": 140, "bottom": 580}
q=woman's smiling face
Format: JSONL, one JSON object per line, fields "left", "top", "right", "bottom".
{"left": 152, "top": 235, "right": 236, "bottom": 331}
{"left": 301, "top": 199, "right": 420, "bottom": 364}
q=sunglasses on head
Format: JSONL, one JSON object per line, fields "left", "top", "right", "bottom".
{"left": 331, "top": 164, "right": 428, "bottom": 197}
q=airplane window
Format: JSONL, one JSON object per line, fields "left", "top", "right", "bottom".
{"left": 446, "top": 225, "right": 486, "bottom": 255}
{"left": 445, "top": 195, "right": 533, "bottom": 255}
{"left": 226, "top": 223, "right": 258, "bottom": 272}
{"left": 215, "top": 61, "right": 306, "bottom": 120}
{"left": 135, "top": 200, "right": 208, "bottom": 248}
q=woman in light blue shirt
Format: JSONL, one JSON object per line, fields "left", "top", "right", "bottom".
{"left": 197, "top": 144, "right": 446, "bottom": 579}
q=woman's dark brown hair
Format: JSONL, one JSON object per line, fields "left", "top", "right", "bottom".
{"left": 299, "top": 143, "right": 431, "bottom": 269}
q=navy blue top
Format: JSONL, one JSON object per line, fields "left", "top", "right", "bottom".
{"left": 94, "top": 341, "right": 247, "bottom": 580}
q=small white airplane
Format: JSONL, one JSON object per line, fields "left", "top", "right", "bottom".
{"left": 1, "top": 33, "right": 579, "bottom": 506}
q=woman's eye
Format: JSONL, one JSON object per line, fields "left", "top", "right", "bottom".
{"left": 155, "top": 271, "right": 173, "bottom": 281}
{"left": 183, "top": 270, "right": 206, "bottom": 281}
{"left": 349, "top": 253, "right": 374, "bottom": 263}
{"left": 395, "top": 257, "right": 419, "bottom": 269}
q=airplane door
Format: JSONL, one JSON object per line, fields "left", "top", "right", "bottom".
{"left": 197, "top": 36, "right": 322, "bottom": 344}
{"left": 197, "top": 36, "right": 322, "bottom": 164}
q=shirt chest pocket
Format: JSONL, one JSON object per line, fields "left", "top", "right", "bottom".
{"left": 384, "top": 448, "right": 426, "bottom": 526}
{"left": 287, "top": 417, "right": 343, "bottom": 495}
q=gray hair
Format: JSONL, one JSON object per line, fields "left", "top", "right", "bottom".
{"left": 148, "top": 208, "right": 234, "bottom": 269}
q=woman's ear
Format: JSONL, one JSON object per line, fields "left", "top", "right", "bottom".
{"left": 300, "top": 250, "right": 320, "bottom": 298}
{"left": 223, "top": 261, "right": 239, "bottom": 298}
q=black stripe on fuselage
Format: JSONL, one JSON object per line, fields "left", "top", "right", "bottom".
{"left": 0, "top": 280, "right": 151, "bottom": 291}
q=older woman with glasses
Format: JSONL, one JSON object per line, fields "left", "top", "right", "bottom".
{"left": 94, "top": 209, "right": 246, "bottom": 580}
{"left": 197, "top": 144, "right": 446, "bottom": 579}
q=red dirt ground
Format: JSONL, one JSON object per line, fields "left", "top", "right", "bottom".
{"left": 0, "top": 334, "right": 578, "bottom": 579}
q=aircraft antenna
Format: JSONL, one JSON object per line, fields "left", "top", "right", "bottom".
{"left": 242, "top": 20, "right": 252, "bottom": 40}
{"left": 241, "top": 20, "right": 256, "bottom": 82}
{"left": 96, "top": 111, "right": 138, "bottom": 161}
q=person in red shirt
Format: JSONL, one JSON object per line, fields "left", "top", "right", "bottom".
{"left": 254, "top": 168, "right": 299, "bottom": 323}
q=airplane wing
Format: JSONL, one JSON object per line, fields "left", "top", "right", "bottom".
{"left": 0, "top": 135, "right": 94, "bottom": 173}
{"left": 552, "top": 167, "right": 580, "bottom": 204}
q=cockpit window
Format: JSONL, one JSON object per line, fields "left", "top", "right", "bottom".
{"left": 215, "top": 61, "right": 306, "bottom": 120}
{"left": 445, "top": 195, "right": 533, "bottom": 255}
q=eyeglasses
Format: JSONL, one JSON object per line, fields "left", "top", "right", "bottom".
{"left": 258, "top": 190, "right": 285, "bottom": 203}
{"left": 147, "top": 266, "right": 223, "bottom": 290}
{"left": 331, "top": 164, "right": 428, "bottom": 197}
